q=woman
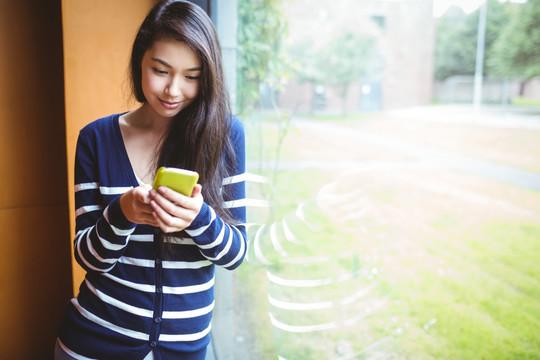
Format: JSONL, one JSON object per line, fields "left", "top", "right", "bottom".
{"left": 56, "top": 1, "right": 246, "bottom": 359}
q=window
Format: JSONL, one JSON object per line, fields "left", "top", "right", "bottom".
{"left": 215, "top": 1, "right": 540, "bottom": 359}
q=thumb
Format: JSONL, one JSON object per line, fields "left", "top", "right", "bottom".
{"left": 191, "top": 184, "right": 202, "bottom": 198}
{"left": 136, "top": 184, "right": 152, "bottom": 204}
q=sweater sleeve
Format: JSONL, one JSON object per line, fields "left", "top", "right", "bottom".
{"left": 185, "top": 118, "right": 247, "bottom": 270}
{"left": 72, "top": 131, "right": 136, "bottom": 274}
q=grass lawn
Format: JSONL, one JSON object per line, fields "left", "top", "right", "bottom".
{"left": 237, "top": 111, "right": 540, "bottom": 359}
{"left": 379, "top": 215, "right": 540, "bottom": 360}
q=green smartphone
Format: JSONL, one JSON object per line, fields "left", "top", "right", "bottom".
{"left": 152, "top": 167, "right": 199, "bottom": 196}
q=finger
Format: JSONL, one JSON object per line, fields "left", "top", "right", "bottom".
{"left": 154, "top": 186, "right": 189, "bottom": 207}
{"left": 153, "top": 214, "right": 177, "bottom": 234}
{"left": 129, "top": 199, "right": 159, "bottom": 225}
{"left": 151, "top": 199, "right": 187, "bottom": 228}
{"left": 135, "top": 208, "right": 159, "bottom": 226}
{"left": 137, "top": 203, "right": 156, "bottom": 217}
{"left": 191, "top": 184, "right": 202, "bottom": 198}
{"left": 135, "top": 186, "right": 152, "bottom": 204}
{"left": 142, "top": 214, "right": 160, "bottom": 227}
{"left": 150, "top": 190, "right": 184, "bottom": 218}
{"left": 152, "top": 206, "right": 186, "bottom": 233}
{"left": 155, "top": 186, "right": 200, "bottom": 213}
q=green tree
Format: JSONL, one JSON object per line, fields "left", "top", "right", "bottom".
{"left": 488, "top": 0, "right": 540, "bottom": 80}
{"left": 434, "top": 8, "right": 476, "bottom": 80}
{"left": 288, "top": 31, "right": 376, "bottom": 114}
{"left": 236, "top": 0, "right": 291, "bottom": 115}
{"left": 315, "top": 32, "right": 376, "bottom": 114}
{"left": 434, "top": 0, "right": 512, "bottom": 81}
{"left": 236, "top": 0, "right": 294, "bottom": 206}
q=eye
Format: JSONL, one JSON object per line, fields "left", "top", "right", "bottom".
{"left": 185, "top": 75, "right": 200, "bottom": 80}
{"left": 152, "top": 67, "right": 168, "bottom": 75}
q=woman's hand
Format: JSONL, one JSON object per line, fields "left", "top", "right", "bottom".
{"left": 149, "top": 184, "right": 204, "bottom": 233}
{"left": 120, "top": 184, "right": 160, "bottom": 226}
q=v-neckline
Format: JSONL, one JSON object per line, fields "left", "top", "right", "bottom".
{"left": 112, "top": 113, "right": 145, "bottom": 187}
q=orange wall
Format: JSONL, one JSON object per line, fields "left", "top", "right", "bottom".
{"left": 0, "top": 1, "right": 156, "bottom": 357}
{"left": 62, "top": 0, "right": 156, "bottom": 292}
{"left": 0, "top": 1, "right": 72, "bottom": 358}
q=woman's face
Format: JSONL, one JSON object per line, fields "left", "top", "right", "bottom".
{"left": 141, "top": 38, "right": 201, "bottom": 120}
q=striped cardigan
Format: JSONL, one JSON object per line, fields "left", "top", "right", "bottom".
{"left": 57, "top": 113, "right": 247, "bottom": 359}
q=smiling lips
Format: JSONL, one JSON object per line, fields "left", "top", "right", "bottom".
{"left": 159, "top": 99, "right": 181, "bottom": 109}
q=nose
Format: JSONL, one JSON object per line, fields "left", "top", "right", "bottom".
{"left": 165, "top": 76, "right": 182, "bottom": 98}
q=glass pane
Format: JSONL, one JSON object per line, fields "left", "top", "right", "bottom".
{"left": 230, "top": 0, "right": 540, "bottom": 359}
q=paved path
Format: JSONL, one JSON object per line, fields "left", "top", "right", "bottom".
{"left": 385, "top": 105, "right": 540, "bottom": 130}
{"left": 249, "top": 115, "right": 540, "bottom": 192}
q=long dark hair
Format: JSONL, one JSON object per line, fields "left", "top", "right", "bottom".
{"left": 130, "top": 0, "right": 237, "bottom": 252}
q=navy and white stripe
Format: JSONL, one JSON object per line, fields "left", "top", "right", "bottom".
{"left": 58, "top": 113, "right": 246, "bottom": 359}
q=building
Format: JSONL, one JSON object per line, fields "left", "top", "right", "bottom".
{"left": 277, "top": 0, "right": 435, "bottom": 113}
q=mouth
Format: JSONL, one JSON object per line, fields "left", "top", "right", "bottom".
{"left": 159, "top": 99, "right": 181, "bottom": 109}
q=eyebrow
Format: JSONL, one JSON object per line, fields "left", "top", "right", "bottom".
{"left": 151, "top": 57, "right": 202, "bottom": 71}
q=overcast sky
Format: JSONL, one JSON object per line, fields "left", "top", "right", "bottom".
{"left": 433, "top": 0, "right": 484, "bottom": 17}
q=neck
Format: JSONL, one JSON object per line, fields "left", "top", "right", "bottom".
{"left": 127, "top": 103, "right": 174, "bottom": 135}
